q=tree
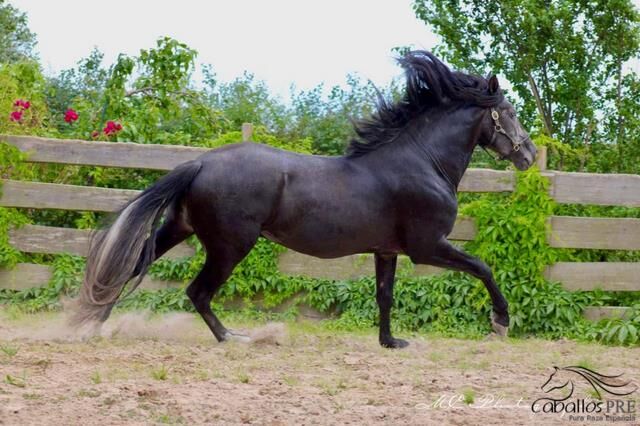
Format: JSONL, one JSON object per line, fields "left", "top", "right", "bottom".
{"left": 0, "top": 0, "right": 37, "bottom": 63}
{"left": 412, "top": 0, "right": 640, "bottom": 153}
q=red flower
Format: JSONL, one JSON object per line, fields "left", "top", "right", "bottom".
{"left": 91, "top": 130, "right": 99, "bottom": 139}
{"left": 9, "top": 110, "right": 23, "bottom": 122}
{"left": 103, "top": 120, "right": 123, "bottom": 135}
{"left": 13, "top": 99, "right": 30, "bottom": 109}
{"left": 64, "top": 109, "right": 79, "bottom": 123}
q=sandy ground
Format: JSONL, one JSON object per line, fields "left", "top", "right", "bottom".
{"left": 0, "top": 310, "right": 639, "bottom": 426}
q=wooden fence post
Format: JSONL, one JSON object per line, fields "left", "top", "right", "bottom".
{"left": 536, "top": 145, "right": 548, "bottom": 171}
{"left": 242, "top": 123, "right": 254, "bottom": 142}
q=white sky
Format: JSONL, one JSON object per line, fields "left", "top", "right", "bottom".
{"left": 10, "top": 0, "right": 437, "bottom": 98}
{"left": 9, "top": 0, "right": 640, "bottom": 99}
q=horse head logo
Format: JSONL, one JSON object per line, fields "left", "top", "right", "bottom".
{"left": 541, "top": 366, "right": 637, "bottom": 400}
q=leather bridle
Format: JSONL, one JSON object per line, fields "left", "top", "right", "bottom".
{"left": 481, "top": 108, "right": 523, "bottom": 161}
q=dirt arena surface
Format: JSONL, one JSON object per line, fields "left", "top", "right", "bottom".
{"left": 0, "top": 310, "right": 638, "bottom": 425}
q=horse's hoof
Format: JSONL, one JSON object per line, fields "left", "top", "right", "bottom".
{"left": 224, "top": 330, "right": 251, "bottom": 343}
{"left": 490, "top": 311, "right": 509, "bottom": 337}
{"left": 380, "top": 337, "right": 410, "bottom": 349}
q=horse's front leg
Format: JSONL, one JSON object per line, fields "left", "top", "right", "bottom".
{"left": 375, "top": 253, "right": 409, "bottom": 348}
{"left": 414, "top": 238, "right": 509, "bottom": 336}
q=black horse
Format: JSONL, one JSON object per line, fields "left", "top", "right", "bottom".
{"left": 73, "top": 51, "right": 536, "bottom": 348}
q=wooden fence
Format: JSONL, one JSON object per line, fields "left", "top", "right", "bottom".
{"left": 1, "top": 133, "right": 639, "bottom": 320}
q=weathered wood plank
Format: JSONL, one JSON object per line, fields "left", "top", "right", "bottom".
{"left": 277, "top": 218, "right": 474, "bottom": 280}
{"left": 0, "top": 180, "right": 139, "bottom": 212}
{"left": 10, "top": 219, "right": 470, "bottom": 262}
{"left": 278, "top": 252, "right": 373, "bottom": 280}
{"left": 2, "top": 135, "right": 515, "bottom": 192}
{"left": 583, "top": 306, "right": 633, "bottom": 321}
{"left": 0, "top": 176, "right": 508, "bottom": 214}
{"left": 459, "top": 169, "right": 515, "bottom": 192}
{"left": 0, "top": 263, "right": 53, "bottom": 290}
{"left": 278, "top": 252, "right": 444, "bottom": 280}
{"left": 448, "top": 217, "right": 477, "bottom": 240}
{"left": 549, "top": 171, "right": 640, "bottom": 207}
{"left": 0, "top": 263, "right": 181, "bottom": 291}
{"left": 8, "top": 224, "right": 195, "bottom": 259}
{"left": 548, "top": 216, "right": 640, "bottom": 250}
{"left": 545, "top": 262, "right": 640, "bottom": 291}
{"left": 2, "top": 135, "right": 206, "bottom": 171}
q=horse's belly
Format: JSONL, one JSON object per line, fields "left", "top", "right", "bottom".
{"left": 261, "top": 221, "right": 398, "bottom": 259}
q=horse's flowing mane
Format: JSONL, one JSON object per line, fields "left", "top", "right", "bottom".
{"left": 347, "top": 51, "right": 504, "bottom": 157}
{"left": 562, "top": 366, "right": 637, "bottom": 398}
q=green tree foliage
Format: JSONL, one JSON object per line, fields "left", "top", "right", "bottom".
{"left": 286, "top": 75, "right": 385, "bottom": 155}
{"left": 45, "top": 38, "right": 225, "bottom": 146}
{"left": 203, "top": 68, "right": 383, "bottom": 154}
{"left": 413, "top": 0, "right": 640, "bottom": 172}
{"left": 0, "top": 0, "right": 37, "bottom": 63}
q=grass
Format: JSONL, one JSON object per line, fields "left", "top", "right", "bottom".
{"left": 151, "top": 365, "right": 168, "bottom": 381}
{"left": 22, "top": 392, "right": 41, "bottom": 400}
{"left": 316, "top": 378, "right": 348, "bottom": 396}
{"left": 77, "top": 388, "right": 101, "bottom": 398}
{"left": 4, "top": 373, "right": 26, "bottom": 388}
{"left": 587, "top": 388, "right": 602, "bottom": 400}
{"left": 462, "top": 388, "right": 475, "bottom": 405}
{"left": 282, "top": 375, "right": 299, "bottom": 386}
{"left": 0, "top": 344, "right": 18, "bottom": 357}
{"left": 576, "top": 359, "right": 598, "bottom": 371}
{"left": 90, "top": 371, "right": 102, "bottom": 384}
{"left": 236, "top": 371, "right": 250, "bottom": 384}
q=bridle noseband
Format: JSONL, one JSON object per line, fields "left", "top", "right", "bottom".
{"left": 482, "top": 108, "right": 522, "bottom": 161}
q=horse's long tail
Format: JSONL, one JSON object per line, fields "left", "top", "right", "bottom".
{"left": 71, "top": 160, "right": 202, "bottom": 327}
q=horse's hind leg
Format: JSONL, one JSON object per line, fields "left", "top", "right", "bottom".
{"left": 186, "top": 238, "right": 257, "bottom": 342}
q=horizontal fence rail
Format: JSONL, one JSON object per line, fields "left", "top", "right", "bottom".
{"left": 1, "top": 134, "right": 639, "bottom": 321}
{"left": 545, "top": 262, "right": 640, "bottom": 291}
{"left": 2, "top": 136, "right": 517, "bottom": 193}
{"left": 0, "top": 180, "right": 138, "bottom": 212}
{"left": 3, "top": 135, "right": 207, "bottom": 171}
{"left": 6, "top": 136, "right": 640, "bottom": 206}
{"left": 8, "top": 224, "right": 195, "bottom": 259}
{"left": 0, "top": 263, "right": 181, "bottom": 291}
{"left": 548, "top": 216, "right": 640, "bottom": 250}
{"left": 548, "top": 171, "right": 640, "bottom": 207}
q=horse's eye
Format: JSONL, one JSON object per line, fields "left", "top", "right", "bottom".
{"left": 509, "top": 112, "right": 516, "bottom": 119}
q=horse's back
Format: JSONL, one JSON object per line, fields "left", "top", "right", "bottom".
{"left": 184, "top": 142, "right": 396, "bottom": 257}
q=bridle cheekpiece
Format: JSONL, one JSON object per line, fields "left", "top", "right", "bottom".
{"left": 490, "top": 108, "right": 521, "bottom": 153}
{"left": 481, "top": 108, "right": 523, "bottom": 161}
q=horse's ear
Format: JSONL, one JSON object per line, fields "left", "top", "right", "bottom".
{"left": 488, "top": 75, "right": 500, "bottom": 93}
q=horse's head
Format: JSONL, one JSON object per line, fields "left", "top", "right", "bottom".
{"left": 478, "top": 76, "right": 537, "bottom": 171}
{"left": 541, "top": 366, "right": 571, "bottom": 394}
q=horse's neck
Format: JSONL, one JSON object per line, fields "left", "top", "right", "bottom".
{"left": 349, "top": 106, "right": 484, "bottom": 189}
{"left": 413, "top": 106, "right": 483, "bottom": 189}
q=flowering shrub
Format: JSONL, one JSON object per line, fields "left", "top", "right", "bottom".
{"left": 13, "top": 99, "right": 30, "bottom": 109}
{"left": 9, "top": 110, "right": 22, "bottom": 122}
{"left": 8, "top": 98, "right": 32, "bottom": 123}
{"left": 103, "top": 120, "right": 122, "bottom": 135}
{"left": 63, "top": 109, "right": 78, "bottom": 123}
